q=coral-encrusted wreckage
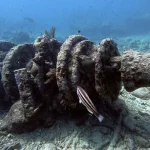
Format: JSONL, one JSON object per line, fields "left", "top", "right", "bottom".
{"left": 0, "top": 31, "right": 150, "bottom": 137}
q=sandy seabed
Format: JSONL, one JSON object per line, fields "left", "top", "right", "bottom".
{"left": 0, "top": 87, "right": 150, "bottom": 150}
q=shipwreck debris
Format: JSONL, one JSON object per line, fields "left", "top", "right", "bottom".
{"left": 0, "top": 34, "right": 150, "bottom": 135}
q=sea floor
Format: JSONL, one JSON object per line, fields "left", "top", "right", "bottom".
{"left": 0, "top": 87, "right": 150, "bottom": 150}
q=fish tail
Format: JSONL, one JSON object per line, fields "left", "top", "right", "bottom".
{"left": 97, "top": 114, "right": 104, "bottom": 122}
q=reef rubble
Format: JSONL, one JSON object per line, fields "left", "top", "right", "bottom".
{"left": 0, "top": 34, "right": 150, "bottom": 149}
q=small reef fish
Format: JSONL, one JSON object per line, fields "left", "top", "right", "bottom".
{"left": 24, "top": 17, "right": 34, "bottom": 23}
{"left": 77, "top": 86, "right": 104, "bottom": 122}
{"left": 77, "top": 30, "right": 81, "bottom": 33}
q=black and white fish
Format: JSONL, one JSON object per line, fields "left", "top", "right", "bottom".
{"left": 77, "top": 86, "right": 104, "bottom": 122}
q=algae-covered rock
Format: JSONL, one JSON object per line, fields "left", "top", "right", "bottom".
{"left": 0, "top": 100, "right": 41, "bottom": 133}
{"left": 131, "top": 87, "right": 150, "bottom": 100}
{"left": 123, "top": 115, "right": 136, "bottom": 132}
{"left": 39, "top": 143, "right": 57, "bottom": 150}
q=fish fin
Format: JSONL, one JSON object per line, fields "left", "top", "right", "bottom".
{"left": 79, "top": 98, "right": 82, "bottom": 103}
{"left": 97, "top": 114, "right": 104, "bottom": 122}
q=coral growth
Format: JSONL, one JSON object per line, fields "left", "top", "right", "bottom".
{"left": 44, "top": 26, "right": 56, "bottom": 39}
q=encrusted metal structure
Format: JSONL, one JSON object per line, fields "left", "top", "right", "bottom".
{"left": 0, "top": 34, "right": 150, "bottom": 133}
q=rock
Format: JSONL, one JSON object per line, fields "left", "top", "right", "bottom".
{"left": 136, "top": 112, "right": 150, "bottom": 135}
{"left": 39, "top": 143, "right": 57, "bottom": 150}
{"left": 123, "top": 116, "right": 136, "bottom": 132}
{"left": 0, "top": 100, "right": 41, "bottom": 133}
{"left": 131, "top": 87, "right": 150, "bottom": 100}
{"left": 134, "top": 136, "right": 150, "bottom": 148}
{"left": 99, "top": 126, "right": 111, "bottom": 135}
{"left": 2, "top": 142, "right": 21, "bottom": 150}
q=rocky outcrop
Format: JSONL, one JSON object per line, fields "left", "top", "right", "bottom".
{"left": 131, "top": 87, "right": 150, "bottom": 100}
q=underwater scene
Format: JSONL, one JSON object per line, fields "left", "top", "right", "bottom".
{"left": 0, "top": 0, "right": 150, "bottom": 149}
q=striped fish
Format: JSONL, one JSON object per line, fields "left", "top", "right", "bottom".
{"left": 77, "top": 86, "right": 104, "bottom": 122}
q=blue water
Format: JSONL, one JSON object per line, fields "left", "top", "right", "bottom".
{"left": 0, "top": 0, "right": 150, "bottom": 42}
